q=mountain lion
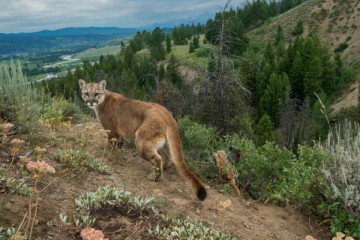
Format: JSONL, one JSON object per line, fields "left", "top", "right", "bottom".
{"left": 79, "top": 79, "right": 207, "bottom": 201}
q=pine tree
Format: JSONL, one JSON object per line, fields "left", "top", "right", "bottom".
{"left": 207, "top": 51, "right": 216, "bottom": 74}
{"left": 189, "top": 41, "right": 195, "bottom": 53}
{"left": 255, "top": 113, "right": 275, "bottom": 145}
{"left": 123, "top": 46, "right": 135, "bottom": 69}
{"left": 166, "top": 35, "right": 172, "bottom": 53}
{"left": 255, "top": 62, "right": 272, "bottom": 104}
{"left": 275, "top": 25, "right": 285, "bottom": 46}
{"left": 289, "top": 51, "right": 305, "bottom": 101}
{"left": 303, "top": 55, "right": 323, "bottom": 103}
{"left": 264, "top": 42, "right": 275, "bottom": 66}
{"left": 193, "top": 35, "right": 200, "bottom": 49}
{"left": 166, "top": 54, "right": 183, "bottom": 89}
{"left": 259, "top": 72, "right": 290, "bottom": 126}
{"left": 158, "top": 63, "right": 165, "bottom": 80}
{"left": 292, "top": 20, "right": 304, "bottom": 36}
{"left": 150, "top": 27, "right": 166, "bottom": 61}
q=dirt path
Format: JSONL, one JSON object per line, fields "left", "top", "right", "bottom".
{"left": 0, "top": 122, "right": 328, "bottom": 239}
{"left": 101, "top": 146, "right": 325, "bottom": 240}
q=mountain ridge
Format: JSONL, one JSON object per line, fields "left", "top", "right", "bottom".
{"left": 0, "top": 27, "right": 139, "bottom": 37}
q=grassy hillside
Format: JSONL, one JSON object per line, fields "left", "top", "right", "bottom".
{"left": 248, "top": 0, "right": 360, "bottom": 69}
{"left": 75, "top": 44, "right": 123, "bottom": 61}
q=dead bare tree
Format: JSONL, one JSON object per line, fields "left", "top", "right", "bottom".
{"left": 197, "top": 0, "right": 249, "bottom": 133}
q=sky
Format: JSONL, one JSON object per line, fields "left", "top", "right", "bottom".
{"left": 0, "top": 0, "right": 244, "bottom": 33}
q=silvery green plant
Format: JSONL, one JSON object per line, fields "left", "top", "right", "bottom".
{"left": 319, "top": 119, "right": 360, "bottom": 217}
{"left": 0, "top": 173, "right": 30, "bottom": 196}
{"left": 0, "top": 226, "right": 16, "bottom": 239}
{"left": 0, "top": 60, "right": 45, "bottom": 131}
{"left": 151, "top": 216, "right": 236, "bottom": 240}
{"left": 53, "top": 149, "right": 113, "bottom": 175}
{"left": 130, "top": 195, "right": 155, "bottom": 211}
{"left": 60, "top": 186, "right": 154, "bottom": 228}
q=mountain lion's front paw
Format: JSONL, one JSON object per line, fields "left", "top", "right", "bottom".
{"left": 109, "top": 137, "right": 124, "bottom": 149}
{"left": 148, "top": 167, "right": 162, "bottom": 182}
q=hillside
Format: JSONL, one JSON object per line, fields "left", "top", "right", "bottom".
{"left": 248, "top": 0, "right": 360, "bottom": 114}
{"left": 0, "top": 27, "right": 137, "bottom": 55}
{"left": 248, "top": 0, "right": 360, "bottom": 68}
{"left": 0, "top": 120, "right": 328, "bottom": 239}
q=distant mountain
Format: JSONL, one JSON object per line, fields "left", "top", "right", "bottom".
{"left": 142, "top": 11, "right": 215, "bottom": 30}
{"left": 0, "top": 27, "right": 139, "bottom": 55}
{"left": 0, "top": 10, "right": 217, "bottom": 55}
{"left": 0, "top": 27, "right": 139, "bottom": 37}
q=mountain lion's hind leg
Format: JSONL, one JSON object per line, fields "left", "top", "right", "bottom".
{"left": 135, "top": 135, "right": 165, "bottom": 182}
{"left": 158, "top": 142, "right": 173, "bottom": 169}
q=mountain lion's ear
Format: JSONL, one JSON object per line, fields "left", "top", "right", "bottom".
{"left": 79, "top": 79, "right": 86, "bottom": 89}
{"left": 99, "top": 80, "right": 107, "bottom": 90}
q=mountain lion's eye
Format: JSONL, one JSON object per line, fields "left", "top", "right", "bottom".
{"left": 95, "top": 93, "right": 100, "bottom": 97}
{"left": 84, "top": 93, "right": 89, "bottom": 96}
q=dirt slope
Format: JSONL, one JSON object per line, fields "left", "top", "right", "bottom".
{"left": 0, "top": 121, "right": 329, "bottom": 239}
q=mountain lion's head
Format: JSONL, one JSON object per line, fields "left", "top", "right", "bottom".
{"left": 79, "top": 79, "right": 107, "bottom": 108}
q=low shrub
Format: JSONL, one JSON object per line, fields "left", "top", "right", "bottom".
{"left": 195, "top": 47, "right": 213, "bottom": 58}
{"left": 178, "top": 116, "right": 220, "bottom": 160}
{"left": 318, "top": 120, "right": 360, "bottom": 237}
{"left": 52, "top": 149, "right": 113, "bottom": 175}
{"left": 152, "top": 216, "right": 235, "bottom": 240}
{"left": 0, "top": 60, "right": 46, "bottom": 132}
{"left": 41, "top": 97, "right": 89, "bottom": 124}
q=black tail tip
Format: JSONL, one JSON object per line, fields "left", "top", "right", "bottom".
{"left": 197, "top": 186, "right": 207, "bottom": 201}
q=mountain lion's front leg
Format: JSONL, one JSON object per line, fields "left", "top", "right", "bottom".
{"left": 108, "top": 131, "right": 124, "bottom": 149}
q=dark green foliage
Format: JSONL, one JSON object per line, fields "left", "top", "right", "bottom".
{"left": 195, "top": 47, "right": 213, "bottom": 58}
{"left": 177, "top": 116, "right": 220, "bottom": 160}
{"left": 205, "top": 10, "right": 249, "bottom": 55}
{"left": 263, "top": 42, "right": 275, "bottom": 66}
{"left": 255, "top": 114, "right": 275, "bottom": 145}
{"left": 172, "top": 23, "right": 204, "bottom": 45}
{"left": 192, "top": 35, "right": 200, "bottom": 49}
{"left": 150, "top": 27, "right": 166, "bottom": 61}
{"left": 189, "top": 41, "right": 195, "bottom": 53}
{"left": 259, "top": 72, "right": 291, "bottom": 126}
{"left": 289, "top": 51, "right": 305, "bottom": 100}
{"left": 230, "top": 139, "right": 328, "bottom": 208}
{"left": 334, "top": 42, "right": 349, "bottom": 53}
{"left": 165, "top": 54, "right": 183, "bottom": 89}
{"left": 319, "top": 202, "right": 360, "bottom": 238}
{"left": 281, "top": 0, "right": 306, "bottom": 13}
{"left": 255, "top": 62, "right": 273, "bottom": 102}
{"left": 123, "top": 45, "right": 135, "bottom": 69}
{"left": 166, "top": 35, "right": 172, "bottom": 53}
{"left": 292, "top": 20, "right": 304, "bottom": 36}
{"left": 203, "top": 0, "right": 306, "bottom": 42}
{"left": 158, "top": 63, "right": 165, "bottom": 80}
{"left": 275, "top": 25, "right": 285, "bottom": 46}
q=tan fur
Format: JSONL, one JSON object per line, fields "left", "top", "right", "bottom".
{"left": 214, "top": 150, "right": 242, "bottom": 197}
{"left": 79, "top": 79, "right": 207, "bottom": 201}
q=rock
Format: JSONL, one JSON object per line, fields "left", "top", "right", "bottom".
{"left": 196, "top": 208, "right": 200, "bottom": 214}
{"left": 79, "top": 209, "right": 88, "bottom": 215}
{"left": 4, "top": 202, "right": 12, "bottom": 211}
{"left": 10, "top": 207, "right": 20, "bottom": 214}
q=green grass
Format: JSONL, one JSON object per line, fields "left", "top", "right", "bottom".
{"left": 75, "top": 44, "right": 122, "bottom": 60}
{"left": 170, "top": 34, "right": 211, "bottom": 69}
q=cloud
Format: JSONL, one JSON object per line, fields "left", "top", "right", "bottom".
{"left": 0, "top": 0, "right": 243, "bottom": 33}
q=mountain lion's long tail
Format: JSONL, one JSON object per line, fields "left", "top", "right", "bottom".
{"left": 166, "top": 125, "right": 207, "bottom": 201}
